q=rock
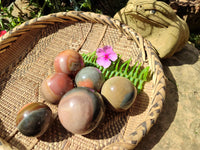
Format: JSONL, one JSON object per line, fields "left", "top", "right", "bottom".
{"left": 114, "top": 0, "right": 190, "bottom": 58}
{"left": 11, "top": 0, "right": 37, "bottom": 19}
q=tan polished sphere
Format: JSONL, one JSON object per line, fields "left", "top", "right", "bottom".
{"left": 101, "top": 76, "right": 137, "bottom": 111}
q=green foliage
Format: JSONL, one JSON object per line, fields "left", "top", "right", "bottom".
{"left": 81, "top": 51, "right": 151, "bottom": 93}
{"left": 1, "top": 0, "right": 199, "bottom": 50}
{"left": 0, "top": 0, "right": 24, "bottom": 31}
{"left": 90, "top": 0, "right": 128, "bottom": 17}
{"left": 189, "top": 33, "right": 200, "bottom": 50}
{"left": 27, "top": 0, "right": 94, "bottom": 17}
{"left": 0, "top": 0, "right": 100, "bottom": 31}
{"left": 80, "top": 0, "right": 91, "bottom": 10}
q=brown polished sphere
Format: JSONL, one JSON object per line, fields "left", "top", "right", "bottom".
{"left": 41, "top": 72, "right": 74, "bottom": 104}
{"left": 101, "top": 76, "right": 137, "bottom": 111}
{"left": 58, "top": 87, "right": 105, "bottom": 135}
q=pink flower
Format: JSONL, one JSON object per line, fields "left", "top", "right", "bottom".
{"left": 96, "top": 46, "right": 118, "bottom": 68}
{"left": 0, "top": 30, "right": 7, "bottom": 37}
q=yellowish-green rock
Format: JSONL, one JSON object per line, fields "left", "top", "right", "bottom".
{"left": 114, "top": 0, "right": 190, "bottom": 58}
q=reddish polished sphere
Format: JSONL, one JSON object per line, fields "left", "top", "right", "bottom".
{"left": 41, "top": 72, "right": 74, "bottom": 104}
{"left": 54, "top": 49, "right": 84, "bottom": 76}
{"left": 58, "top": 87, "right": 105, "bottom": 135}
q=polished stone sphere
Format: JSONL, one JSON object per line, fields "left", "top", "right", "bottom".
{"left": 58, "top": 87, "right": 105, "bottom": 135}
{"left": 41, "top": 72, "right": 74, "bottom": 104}
{"left": 54, "top": 49, "right": 84, "bottom": 76}
{"left": 16, "top": 102, "right": 52, "bottom": 137}
{"left": 101, "top": 76, "right": 137, "bottom": 111}
{"left": 75, "top": 66, "right": 105, "bottom": 92}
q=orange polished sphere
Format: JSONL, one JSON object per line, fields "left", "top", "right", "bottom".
{"left": 54, "top": 49, "right": 84, "bottom": 76}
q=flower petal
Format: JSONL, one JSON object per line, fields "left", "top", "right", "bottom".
{"left": 96, "top": 57, "right": 106, "bottom": 66}
{"left": 103, "top": 46, "right": 113, "bottom": 54}
{"left": 96, "top": 57, "right": 111, "bottom": 68}
{"left": 96, "top": 48, "right": 105, "bottom": 57}
{"left": 0, "top": 30, "right": 6, "bottom": 37}
{"left": 102, "top": 46, "right": 117, "bottom": 61}
{"left": 109, "top": 53, "right": 118, "bottom": 61}
{"left": 102, "top": 60, "right": 111, "bottom": 68}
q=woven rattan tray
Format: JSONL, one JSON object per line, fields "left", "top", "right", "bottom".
{"left": 0, "top": 11, "right": 166, "bottom": 150}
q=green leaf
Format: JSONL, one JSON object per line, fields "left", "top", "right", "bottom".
{"left": 11, "top": 20, "right": 16, "bottom": 27}
{"left": 0, "top": 19, "right": 5, "bottom": 30}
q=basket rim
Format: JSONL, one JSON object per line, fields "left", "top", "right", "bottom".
{"left": 0, "top": 11, "right": 166, "bottom": 150}
{"left": 0, "top": 11, "right": 146, "bottom": 55}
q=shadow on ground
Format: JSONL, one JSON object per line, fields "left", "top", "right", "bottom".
{"left": 135, "top": 65, "right": 178, "bottom": 150}
{"left": 135, "top": 43, "right": 199, "bottom": 150}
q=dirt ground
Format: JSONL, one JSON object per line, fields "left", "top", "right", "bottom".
{"left": 135, "top": 43, "right": 200, "bottom": 150}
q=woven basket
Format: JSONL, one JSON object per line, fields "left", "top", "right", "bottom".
{"left": 0, "top": 11, "right": 166, "bottom": 150}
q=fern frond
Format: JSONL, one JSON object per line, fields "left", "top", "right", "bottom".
{"left": 81, "top": 52, "right": 151, "bottom": 93}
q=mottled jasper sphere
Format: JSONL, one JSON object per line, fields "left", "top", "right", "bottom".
{"left": 58, "top": 87, "right": 105, "bottom": 135}
{"left": 0, "top": 138, "right": 15, "bottom": 150}
{"left": 16, "top": 102, "right": 52, "bottom": 137}
{"left": 101, "top": 76, "right": 137, "bottom": 111}
{"left": 75, "top": 66, "right": 105, "bottom": 92}
{"left": 54, "top": 49, "right": 84, "bottom": 76}
{"left": 41, "top": 73, "right": 74, "bottom": 104}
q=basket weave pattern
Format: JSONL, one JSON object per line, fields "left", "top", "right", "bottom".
{"left": 0, "top": 11, "right": 165, "bottom": 150}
